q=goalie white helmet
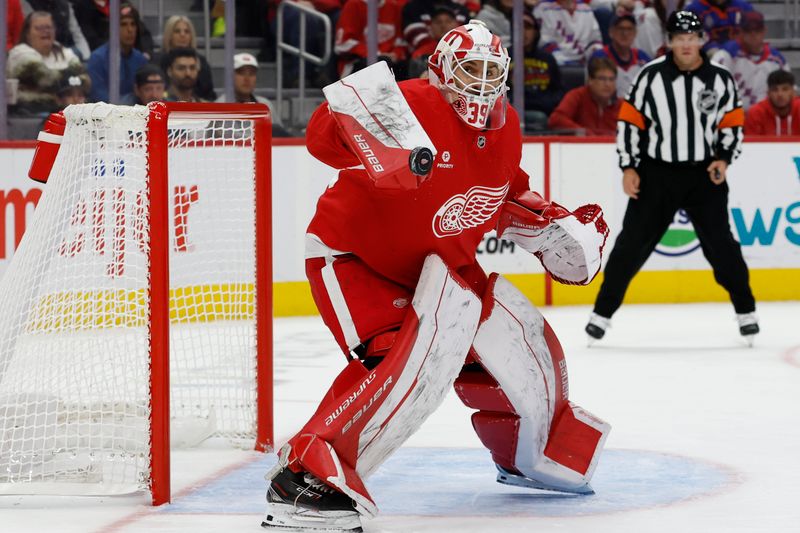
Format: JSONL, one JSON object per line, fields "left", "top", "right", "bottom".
{"left": 428, "top": 19, "right": 510, "bottom": 130}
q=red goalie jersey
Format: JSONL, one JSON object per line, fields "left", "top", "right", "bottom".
{"left": 306, "top": 78, "right": 529, "bottom": 289}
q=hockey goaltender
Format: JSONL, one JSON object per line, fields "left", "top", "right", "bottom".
{"left": 262, "top": 20, "right": 612, "bottom": 533}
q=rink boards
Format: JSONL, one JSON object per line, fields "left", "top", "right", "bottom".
{"left": 1, "top": 138, "right": 798, "bottom": 314}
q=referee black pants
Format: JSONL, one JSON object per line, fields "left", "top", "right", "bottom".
{"left": 593, "top": 158, "right": 756, "bottom": 318}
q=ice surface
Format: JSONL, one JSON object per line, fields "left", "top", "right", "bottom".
{"left": 2, "top": 302, "right": 799, "bottom": 533}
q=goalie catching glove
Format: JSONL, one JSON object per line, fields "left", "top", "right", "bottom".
{"left": 497, "top": 191, "right": 609, "bottom": 285}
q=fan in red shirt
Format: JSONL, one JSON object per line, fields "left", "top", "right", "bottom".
{"left": 548, "top": 56, "right": 621, "bottom": 135}
{"left": 745, "top": 69, "right": 800, "bottom": 136}
{"left": 262, "top": 20, "right": 611, "bottom": 533}
{"left": 5, "top": 0, "right": 24, "bottom": 50}
{"left": 334, "top": 0, "right": 407, "bottom": 77}
{"left": 410, "top": 4, "right": 461, "bottom": 59}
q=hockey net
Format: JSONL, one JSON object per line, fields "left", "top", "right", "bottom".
{"left": 0, "top": 103, "right": 272, "bottom": 504}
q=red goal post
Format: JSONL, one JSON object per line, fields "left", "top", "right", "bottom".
{"left": 148, "top": 102, "right": 274, "bottom": 504}
{"left": 0, "top": 102, "right": 273, "bottom": 505}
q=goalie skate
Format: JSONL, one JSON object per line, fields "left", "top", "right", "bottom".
{"left": 262, "top": 449, "right": 362, "bottom": 533}
{"left": 495, "top": 465, "right": 594, "bottom": 495}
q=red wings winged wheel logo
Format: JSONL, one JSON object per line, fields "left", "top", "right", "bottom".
{"left": 432, "top": 183, "right": 510, "bottom": 238}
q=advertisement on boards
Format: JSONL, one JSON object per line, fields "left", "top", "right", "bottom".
{"left": 549, "top": 141, "right": 800, "bottom": 271}
{"left": 2, "top": 141, "right": 799, "bottom": 284}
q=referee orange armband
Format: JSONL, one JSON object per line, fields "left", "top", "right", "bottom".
{"left": 618, "top": 101, "right": 645, "bottom": 130}
{"left": 719, "top": 108, "right": 745, "bottom": 129}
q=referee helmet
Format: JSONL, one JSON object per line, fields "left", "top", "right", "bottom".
{"left": 666, "top": 11, "right": 703, "bottom": 36}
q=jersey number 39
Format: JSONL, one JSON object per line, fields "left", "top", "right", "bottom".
{"left": 466, "top": 102, "right": 489, "bottom": 126}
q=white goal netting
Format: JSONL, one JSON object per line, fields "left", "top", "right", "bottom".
{"left": 0, "top": 104, "right": 262, "bottom": 495}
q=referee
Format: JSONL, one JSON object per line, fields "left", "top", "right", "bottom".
{"left": 585, "top": 11, "right": 759, "bottom": 343}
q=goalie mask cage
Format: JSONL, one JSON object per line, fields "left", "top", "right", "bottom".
{"left": 0, "top": 102, "right": 273, "bottom": 505}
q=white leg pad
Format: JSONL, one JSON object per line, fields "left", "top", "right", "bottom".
{"left": 354, "top": 254, "right": 483, "bottom": 478}
{"left": 471, "top": 275, "right": 610, "bottom": 492}
{"left": 285, "top": 254, "right": 482, "bottom": 518}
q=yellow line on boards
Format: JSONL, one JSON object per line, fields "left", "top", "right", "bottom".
{"left": 551, "top": 268, "right": 800, "bottom": 305}
{"left": 273, "top": 268, "right": 800, "bottom": 316}
{"left": 22, "top": 269, "right": 799, "bottom": 330}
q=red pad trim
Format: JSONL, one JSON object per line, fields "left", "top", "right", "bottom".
{"left": 453, "top": 370, "right": 514, "bottom": 412}
{"left": 292, "top": 308, "right": 421, "bottom": 470}
{"left": 543, "top": 318, "right": 569, "bottom": 407}
{"left": 366, "top": 330, "right": 398, "bottom": 357}
{"left": 471, "top": 412, "right": 519, "bottom": 472}
{"left": 307, "top": 359, "right": 370, "bottom": 422}
{"left": 543, "top": 405, "right": 602, "bottom": 475}
{"left": 289, "top": 433, "right": 375, "bottom": 509}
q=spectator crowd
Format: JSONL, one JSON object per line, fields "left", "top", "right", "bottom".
{"left": 4, "top": 0, "right": 800, "bottom": 137}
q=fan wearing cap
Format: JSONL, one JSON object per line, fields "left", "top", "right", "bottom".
{"left": 119, "top": 64, "right": 165, "bottom": 105}
{"left": 410, "top": 4, "right": 461, "bottom": 59}
{"left": 684, "top": 0, "right": 755, "bottom": 54}
{"left": 402, "top": 0, "right": 468, "bottom": 58}
{"left": 591, "top": 14, "right": 651, "bottom": 98}
{"left": 86, "top": 2, "right": 148, "bottom": 103}
{"left": 214, "top": 53, "right": 265, "bottom": 105}
{"left": 407, "top": 4, "right": 461, "bottom": 77}
{"left": 214, "top": 53, "right": 287, "bottom": 135}
{"left": 711, "top": 11, "right": 789, "bottom": 110}
{"left": 586, "top": 10, "right": 758, "bottom": 343}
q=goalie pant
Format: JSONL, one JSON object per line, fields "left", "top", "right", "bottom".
{"left": 279, "top": 240, "right": 610, "bottom": 517}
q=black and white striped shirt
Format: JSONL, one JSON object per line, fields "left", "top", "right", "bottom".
{"left": 617, "top": 52, "right": 744, "bottom": 169}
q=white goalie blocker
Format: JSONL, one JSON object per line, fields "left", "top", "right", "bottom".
{"left": 471, "top": 275, "right": 611, "bottom": 493}
{"left": 323, "top": 61, "right": 437, "bottom": 190}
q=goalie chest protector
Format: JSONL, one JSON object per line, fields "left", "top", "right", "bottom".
{"left": 307, "top": 78, "right": 529, "bottom": 289}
